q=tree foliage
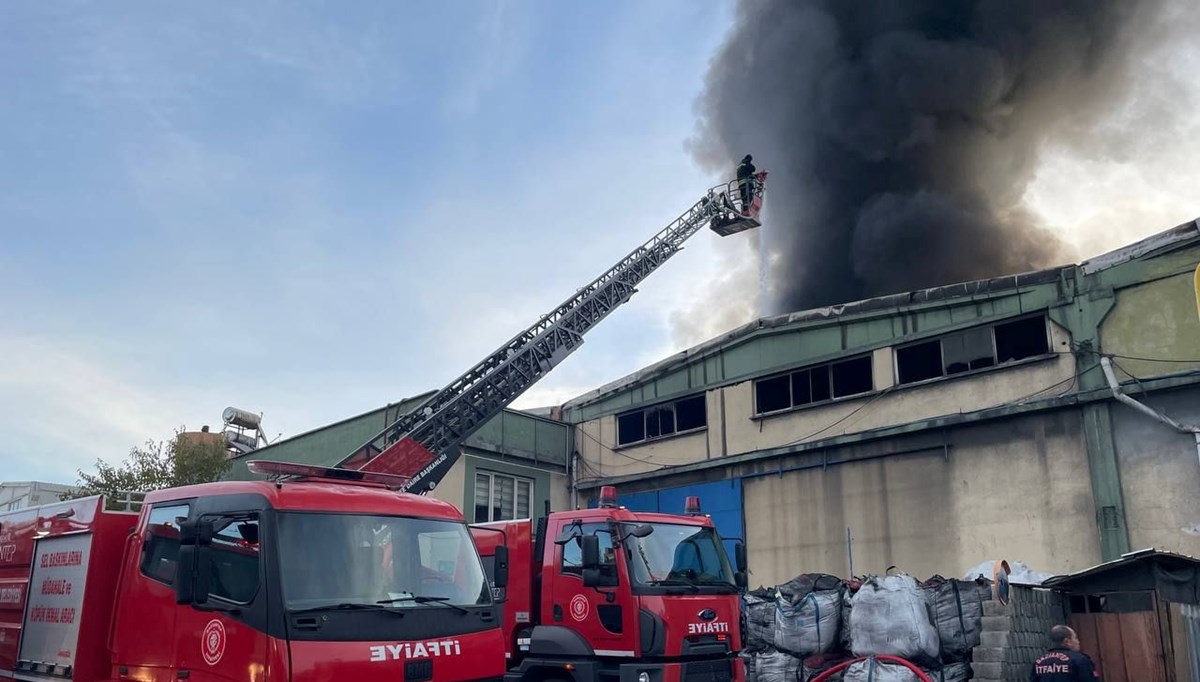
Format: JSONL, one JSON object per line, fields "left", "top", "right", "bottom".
{"left": 71, "top": 427, "right": 230, "bottom": 507}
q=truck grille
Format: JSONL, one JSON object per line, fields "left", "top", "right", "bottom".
{"left": 682, "top": 659, "right": 732, "bottom": 682}
{"left": 405, "top": 659, "right": 433, "bottom": 682}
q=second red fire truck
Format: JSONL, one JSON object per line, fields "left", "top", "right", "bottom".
{"left": 473, "top": 486, "right": 747, "bottom": 682}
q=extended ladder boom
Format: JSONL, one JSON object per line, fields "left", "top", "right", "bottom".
{"left": 338, "top": 172, "right": 767, "bottom": 493}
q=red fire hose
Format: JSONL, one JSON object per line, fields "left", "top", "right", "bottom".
{"left": 808, "top": 655, "right": 934, "bottom": 682}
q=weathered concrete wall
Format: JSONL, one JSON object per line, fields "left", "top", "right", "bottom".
{"left": 576, "top": 322, "right": 1075, "bottom": 479}
{"left": 741, "top": 412, "right": 1100, "bottom": 588}
{"left": 427, "top": 456, "right": 466, "bottom": 507}
{"left": 1109, "top": 385, "right": 1200, "bottom": 556}
{"left": 1101, "top": 260, "right": 1200, "bottom": 382}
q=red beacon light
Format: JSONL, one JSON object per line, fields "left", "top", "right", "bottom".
{"left": 685, "top": 496, "right": 702, "bottom": 516}
{"left": 599, "top": 486, "right": 618, "bottom": 508}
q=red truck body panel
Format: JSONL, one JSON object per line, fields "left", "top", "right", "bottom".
{"left": 0, "top": 496, "right": 137, "bottom": 682}
{"left": 470, "top": 521, "right": 534, "bottom": 658}
{"left": 1, "top": 480, "right": 506, "bottom": 682}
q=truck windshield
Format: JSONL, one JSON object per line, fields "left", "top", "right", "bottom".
{"left": 277, "top": 512, "right": 491, "bottom": 610}
{"left": 623, "top": 523, "right": 735, "bottom": 589}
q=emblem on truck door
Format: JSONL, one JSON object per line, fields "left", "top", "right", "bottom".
{"left": 202, "top": 619, "right": 226, "bottom": 666}
{"left": 569, "top": 595, "right": 589, "bottom": 622}
{"left": 698, "top": 609, "right": 716, "bottom": 621}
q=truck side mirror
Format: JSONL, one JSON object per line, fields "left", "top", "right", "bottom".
{"left": 580, "top": 534, "right": 602, "bottom": 588}
{"left": 493, "top": 545, "right": 509, "bottom": 589}
{"left": 734, "top": 541, "right": 748, "bottom": 589}
{"left": 580, "top": 534, "right": 600, "bottom": 570}
{"left": 629, "top": 524, "right": 653, "bottom": 539}
{"left": 175, "top": 519, "right": 214, "bottom": 607}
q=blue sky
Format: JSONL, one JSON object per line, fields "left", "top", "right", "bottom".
{"left": 2, "top": 2, "right": 1197, "bottom": 485}
{"left": 0, "top": 2, "right": 760, "bottom": 482}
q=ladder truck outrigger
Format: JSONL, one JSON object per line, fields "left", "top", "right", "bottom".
{"left": 0, "top": 170, "right": 765, "bottom": 682}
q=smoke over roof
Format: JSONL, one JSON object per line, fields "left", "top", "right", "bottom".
{"left": 692, "top": 0, "right": 1169, "bottom": 312}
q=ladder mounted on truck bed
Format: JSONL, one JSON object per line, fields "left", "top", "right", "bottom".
{"left": 336, "top": 170, "right": 768, "bottom": 493}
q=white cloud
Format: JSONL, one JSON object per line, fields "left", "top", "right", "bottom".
{"left": 0, "top": 336, "right": 174, "bottom": 481}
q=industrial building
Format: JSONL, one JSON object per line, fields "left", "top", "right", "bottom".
{"left": 226, "top": 217, "right": 1200, "bottom": 585}
{"left": 567, "top": 218, "right": 1200, "bottom": 587}
{"left": 0, "top": 481, "right": 77, "bottom": 512}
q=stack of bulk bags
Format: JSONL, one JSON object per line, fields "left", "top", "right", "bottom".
{"left": 919, "top": 576, "right": 989, "bottom": 662}
{"left": 849, "top": 575, "right": 939, "bottom": 666}
{"left": 920, "top": 662, "right": 972, "bottom": 682}
{"left": 745, "top": 590, "right": 777, "bottom": 653}
{"left": 774, "top": 574, "right": 846, "bottom": 657}
{"left": 755, "top": 649, "right": 801, "bottom": 682}
{"left": 842, "top": 657, "right": 921, "bottom": 682}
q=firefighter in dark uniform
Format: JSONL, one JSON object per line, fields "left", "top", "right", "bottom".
{"left": 736, "top": 154, "right": 756, "bottom": 212}
{"left": 1029, "top": 625, "right": 1101, "bottom": 682}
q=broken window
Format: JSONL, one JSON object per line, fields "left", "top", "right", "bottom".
{"left": 897, "top": 315, "right": 1050, "bottom": 385}
{"left": 942, "top": 327, "right": 994, "bottom": 375}
{"left": 675, "top": 395, "right": 706, "bottom": 432}
{"left": 832, "top": 356, "right": 873, "bottom": 397}
{"left": 897, "top": 340, "right": 943, "bottom": 384}
{"left": 790, "top": 369, "right": 812, "bottom": 405}
{"left": 645, "top": 405, "right": 675, "bottom": 439}
{"left": 616, "top": 394, "right": 707, "bottom": 446}
{"left": 617, "top": 412, "right": 645, "bottom": 445}
{"left": 755, "top": 355, "right": 874, "bottom": 415}
{"left": 756, "top": 375, "right": 791, "bottom": 414}
{"left": 809, "top": 365, "right": 832, "bottom": 403}
{"left": 994, "top": 316, "right": 1049, "bottom": 363}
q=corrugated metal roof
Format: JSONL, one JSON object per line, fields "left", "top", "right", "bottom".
{"left": 1043, "top": 547, "right": 1200, "bottom": 586}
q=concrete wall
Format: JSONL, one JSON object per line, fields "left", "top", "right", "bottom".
{"left": 1100, "top": 255, "right": 1200, "bottom": 382}
{"left": 428, "top": 457, "right": 466, "bottom": 508}
{"left": 740, "top": 412, "right": 1100, "bottom": 588}
{"left": 576, "top": 321, "right": 1075, "bottom": 480}
{"left": 1109, "top": 386, "right": 1200, "bottom": 557}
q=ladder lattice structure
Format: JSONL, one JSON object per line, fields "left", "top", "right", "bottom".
{"left": 337, "top": 173, "right": 767, "bottom": 493}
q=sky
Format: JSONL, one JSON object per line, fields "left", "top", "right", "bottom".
{"left": 1, "top": 2, "right": 1197, "bottom": 485}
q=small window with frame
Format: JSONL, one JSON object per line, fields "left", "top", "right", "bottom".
{"left": 140, "top": 503, "right": 191, "bottom": 585}
{"left": 206, "top": 515, "right": 261, "bottom": 604}
{"left": 560, "top": 523, "right": 616, "bottom": 574}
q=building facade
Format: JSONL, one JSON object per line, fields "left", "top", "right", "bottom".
{"left": 0, "top": 482, "right": 77, "bottom": 512}
{"left": 563, "top": 219, "right": 1200, "bottom": 588}
{"left": 225, "top": 391, "right": 573, "bottom": 524}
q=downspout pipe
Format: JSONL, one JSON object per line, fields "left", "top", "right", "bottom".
{"left": 1100, "top": 356, "right": 1200, "bottom": 469}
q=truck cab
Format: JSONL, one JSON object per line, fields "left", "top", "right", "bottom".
{"left": 0, "top": 461, "right": 507, "bottom": 682}
{"left": 472, "top": 487, "right": 747, "bottom": 682}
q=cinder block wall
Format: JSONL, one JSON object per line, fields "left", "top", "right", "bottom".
{"left": 972, "top": 586, "right": 1068, "bottom": 682}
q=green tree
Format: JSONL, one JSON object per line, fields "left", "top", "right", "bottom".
{"left": 71, "top": 427, "right": 231, "bottom": 508}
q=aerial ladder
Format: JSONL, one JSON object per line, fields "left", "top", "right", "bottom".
{"left": 336, "top": 169, "right": 768, "bottom": 492}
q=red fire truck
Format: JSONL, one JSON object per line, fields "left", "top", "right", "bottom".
{"left": 0, "top": 170, "right": 766, "bottom": 682}
{"left": 471, "top": 487, "right": 748, "bottom": 682}
{"left": 0, "top": 465, "right": 510, "bottom": 682}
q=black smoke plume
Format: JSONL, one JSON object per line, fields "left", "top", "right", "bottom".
{"left": 694, "top": 0, "right": 1166, "bottom": 311}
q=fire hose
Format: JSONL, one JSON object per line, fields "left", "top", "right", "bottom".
{"left": 808, "top": 655, "right": 933, "bottom": 682}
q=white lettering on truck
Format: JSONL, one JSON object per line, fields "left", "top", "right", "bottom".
{"left": 687, "top": 622, "right": 729, "bottom": 635}
{"left": 370, "top": 639, "right": 462, "bottom": 662}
